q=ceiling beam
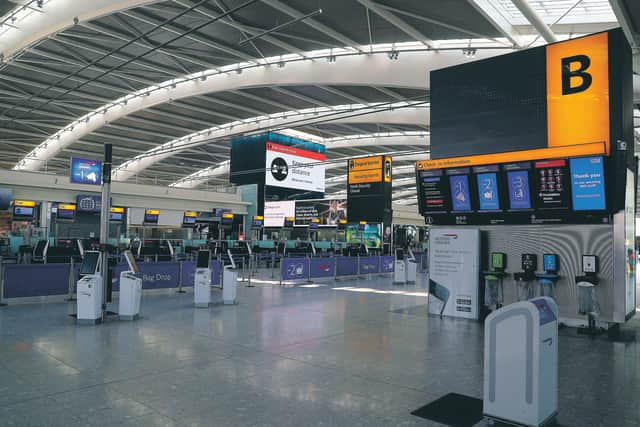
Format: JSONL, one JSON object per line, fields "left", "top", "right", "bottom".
{"left": 356, "top": 0, "right": 435, "bottom": 48}
{"left": 511, "top": 0, "right": 558, "bottom": 43}
{"left": 263, "top": 0, "right": 364, "bottom": 51}
{"left": 467, "top": 0, "right": 524, "bottom": 47}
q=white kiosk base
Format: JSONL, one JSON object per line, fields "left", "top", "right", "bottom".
{"left": 76, "top": 274, "right": 103, "bottom": 324}
{"left": 223, "top": 267, "right": 237, "bottom": 305}
{"left": 194, "top": 268, "right": 211, "bottom": 308}
{"left": 393, "top": 260, "right": 406, "bottom": 284}
{"left": 484, "top": 297, "right": 558, "bottom": 427}
{"left": 119, "top": 271, "right": 142, "bottom": 320}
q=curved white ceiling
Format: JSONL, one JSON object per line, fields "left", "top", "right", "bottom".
{"left": 14, "top": 48, "right": 507, "bottom": 172}
{"left": 0, "top": 0, "right": 159, "bottom": 62}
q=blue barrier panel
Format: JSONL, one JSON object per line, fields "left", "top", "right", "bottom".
{"left": 380, "top": 256, "right": 395, "bottom": 273}
{"left": 336, "top": 257, "right": 358, "bottom": 277}
{"left": 281, "top": 258, "right": 309, "bottom": 281}
{"left": 359, "top": 256, "right": 380, "bottom": 274}
{"left": 3, "top": 264, "right": 70, "bottom": 298}
{"left": 135, "top": 262, "right": 180, "bottom": 289}
{"left": 309, "top": 258, "right": 335, "bottom": 278}
{"left": 181, "top": 260, "right": 221, "bottom": 286}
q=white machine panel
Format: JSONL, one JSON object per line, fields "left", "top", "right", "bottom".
{"left": 484, "top": 297, "right": 558, "bottom": 427}
{"left": 77, "top": 275, "right": 102, "bottom": 322}
{"left": 223, "top": 266, "right": 237, "bottom": 305}
{"left": 119, "top": 272, "right": 142, "bottom": 320}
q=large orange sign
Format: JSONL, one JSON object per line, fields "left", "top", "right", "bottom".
{"left": 546, "top": 32, "right": 609, "bottom": 154}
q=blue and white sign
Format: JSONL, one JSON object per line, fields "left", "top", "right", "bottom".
{"left": 76, "top": 195, "right": 102, "bottom": 213}
{"left": 569, "top": 156, "right": 606, "bottom": 211}
{"left": 282, "top": 258, "right": 309, "bottom": 281}
{"left": 70, "top": 157, "right": 102, "bottom": 185}
{"left": 309, "top": 258, "right": 334, "bottom": 278}
{"left": 359, "top": 256, "right": 380, "bottom": 274}
{"left": 507, "top": 170, "right": 531, "bottom": 210}
{"left": 449, "top": 175, "right": 471, "bottom": 211}
{"left": 476, "top": 173, "right": 500, "bottom": 211}
{"left": 380, "top": 256, "right": 395, "bottom": 273}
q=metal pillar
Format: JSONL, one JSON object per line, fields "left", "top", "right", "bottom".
{"left": 100, "top": 144, "right": 112, "bottom": 321}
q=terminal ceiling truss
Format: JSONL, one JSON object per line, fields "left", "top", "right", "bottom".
{"left": 0, "top": 0, "right": 628, "bottom": 205}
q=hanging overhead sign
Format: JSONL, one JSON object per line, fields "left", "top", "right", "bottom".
{"left": 265, "top": 142, "right": 326, "bottom": 193}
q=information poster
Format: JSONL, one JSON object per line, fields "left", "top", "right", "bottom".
{"left": 448, "top": 170, "right": 472, "bottom": 212}
{"left": 428, "top": 228, "right": 480, "bottom": 319}
{"left": 569, "top": 156, "right": 606, "bottom": 210}
{"left": 533, "top": 159, "right": 569, "bottom": 210}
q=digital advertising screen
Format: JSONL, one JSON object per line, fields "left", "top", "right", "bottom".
{"left": 569, "top": 156, "right": 606, "bottom": 211}
{"left": 144, "top": 209, "right": 160, "bottom": 224}
{"left": 264, "top": 201, "right": 295, "bottom": 227}
{"left": 504, "top": 162, "right": 533, "bottom": 210}
{"left": 448, "top": 169, "right": 472, "bottom": 212}
{"left": 70, "top": 157, "right": 102, "bottom": 186}
{"left": 533, "top": 159, "right": 570, "bottom": 210}
{"left": 418, "top": 169, "right": 449, "bottom": 214}
{"left": 265, "top": 142, "right": 326, "bottom": 193}
{"left": 474, "top": 165, "right": 500, "bottom": 211}
{"left": 295, "top": 199, "right": 347, "bottom": 225}
{"left": 56, "top": 203, "right": 76, "bottom": 221}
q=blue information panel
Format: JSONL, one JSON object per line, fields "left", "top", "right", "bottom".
{"left": 449, "top": 175, "right": 471, "bottom": 212}
{"left": 569, "top": 156, "right": 606, "bottom": 211}
{"left": 506, "top": 170, "right": 531, "bottom": 210}
{"left": 70, "top": 158, "right": 102, "bottom": 185}
{"left": 476, "top": 173, "right": 500, "bottom": 211}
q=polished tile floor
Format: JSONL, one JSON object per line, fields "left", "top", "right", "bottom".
{"left": 0, "top": 271, "right": 639, "bottom": 427}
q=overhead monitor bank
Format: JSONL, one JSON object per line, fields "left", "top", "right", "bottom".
{"left": 420, "top": 29, "right": 634, "bottom": 324}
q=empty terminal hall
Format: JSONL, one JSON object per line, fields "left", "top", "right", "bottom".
{"left": 1, "top": 1, "right": 640, "bottom": 426}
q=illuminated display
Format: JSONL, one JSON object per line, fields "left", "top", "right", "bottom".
{"left": 569, "top": 156, "right": 606, "bottom": 211}
{"left": 144, "top": 209, "right": 160, "bottom": 224}
{"left": 448, "top": 172, "right": 472, "bottom": 212}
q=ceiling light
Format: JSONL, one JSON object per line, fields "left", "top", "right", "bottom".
{"left": 387, "top": 50, "right": 399, "bottom": 60}
{"left": 463, "top": 48, "right": 477, "bottom": 58}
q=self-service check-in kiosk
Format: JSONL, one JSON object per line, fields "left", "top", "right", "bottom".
{"left": 484, "top": 297, "right": 558, "bottom": 427}
{"left": 76, "top": 251, "right": 103, "bottom": 324}
{"left": 406, "top": 249, "right": 417, "bottom": 283}
{"left": 223, "top": 249, "right": 238, "bottom": 305}
{"left": 194, "top": 250, "right": 211, "bottom": 308}
{"left": 482, "top": 252, "right": 507, "bottom": 311}
{"left": 393, "top": 249, "right": 407, "bottom": 284}
{"left": 535, "top": 254, "right": 560, "bottom": 300}
{"left": 576, "top": 255, "right": 601, "bottom": 335}
{"left": 118, "top": 250, "right": 142, "bottom": 320}
{"left": 514, "top": 254, "right": 537, "bottom": 301}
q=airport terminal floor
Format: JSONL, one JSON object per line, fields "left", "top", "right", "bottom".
{"left": 1, "top": 271, "right": 639, "bottom": 427}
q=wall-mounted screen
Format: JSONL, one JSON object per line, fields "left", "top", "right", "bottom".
{"left": 283, "top": 217, "right": 294, "bottom": 228}
{"left": 144, "top": 209, "right": 160, "bottom": 224}
{"left": 109, "top": 207, "right": 125, "bottom": 222}
{"left": 533, "top": 159, "right": 570, "bottom": 210}
{"left": 56, "top": 203, "right": 77, "bottom": 221}
{"left": 221, "top": 212, "right": 234, "bottom": 226}
{"left": 183, "top": 211, "right": 197, "bottom": 226}
{"left": 569, "top": 156, "right": 606, "bottom": 211}
{"left": 70, "top": 157, "right": 102, "bottom": 185}
{"left": 448, "top": 169, "right": 472, "bottom": 212}
{"left": 251, "top": 215, "right": 264, "bottom": 229}
{"left": 12, "top": 205, "right": 34, "bottom": 220}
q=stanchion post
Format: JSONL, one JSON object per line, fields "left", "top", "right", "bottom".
{"left": 177, "top": 260, "right": 186, "bottom": 293}
{"left": 333, "top": 255, "right": 337, "bottom": 280}
{"left": 307, "top": 255, "right": 312, "bottom": 284}
{"left": 155, "top": 254, "right": 158, "bottom": 263}
{"left": 0, "top": 256, "right": 6, "bottom": 307}
{"left": 271, "top": 252, "right": 275, "bottom": 279}
{"left": 66, "top": 258, "right": 76, "bottom": 301}
{"left": 357, "top": 254, "right": 361, "bottom": 277}
{"left": 279, "top": 256, "right": 283, "bottom": 287}
{"left": 246, "top": 255, "right": 254, "bottom": 287}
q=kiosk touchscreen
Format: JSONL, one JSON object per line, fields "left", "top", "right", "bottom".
{"left": 76, "top": 251, "right": 103, "bottom": 323}
{"left": 194, "top": 250, "right": 212, "bottom": 308}
{"left": 119, "top": 250, "right": 142, "bottom": 320}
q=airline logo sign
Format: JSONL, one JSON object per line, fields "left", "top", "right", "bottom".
{"left": 418, "top": 32, "right": 612, "bottom": 171}
{"left": 265, "top": 142, "right": 326, "bottom": 193}
{"left": 546, "top": 31, "right": 609, "bottom": 154}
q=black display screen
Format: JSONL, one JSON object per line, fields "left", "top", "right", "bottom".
{"left": 80, "top": 252, "right": 100, "bottom": 275}
{"left": 57, "top": 208, "right": 76, "bottom": 220}
{"left": 183, "top": 216, "right": 196, "bottom": 225}
{"left": 418, "top": 169, "right": 449, "bottom": 214}
{"left": 144, "top": 213, "right": 159, "bottom": 224}
{"left": 283, "top": 217, "right": 294, "bottom": 228}
{"left": 533, "top": 159, "right": 570, "bottom": 210}
{"left": 109, "top": 212, "right": 124, "bottom": 222}
{"left": 196, "top": 250, "right": 210, "bottom": 268}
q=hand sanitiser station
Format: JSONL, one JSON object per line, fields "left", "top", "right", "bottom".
{"left": 223, "top": 249, "right": 238, "bottom": 305}
{"left": 484, "top": 297, "right": 558, "bottom": 427}
{"left": 194, "top": 249, "right": 212, "bottom": 308}
{"left": 76, "top": 251, "right": 103, "bottom": 324}
{"left": 118, "top": 250, "right": 142, "bottom": 320}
